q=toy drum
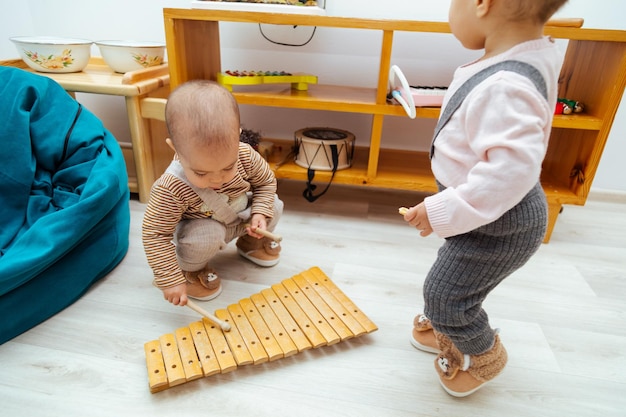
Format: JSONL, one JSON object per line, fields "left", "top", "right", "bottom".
{"left": 294, "top": 127, "right": 355, "bottom": 171}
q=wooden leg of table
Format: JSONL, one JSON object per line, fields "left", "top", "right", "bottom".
{"left": 125, "top": 96, "right": 156, "bottom": 203}
{"left": 543, "top": 201, "right": 562, "bottom": 243}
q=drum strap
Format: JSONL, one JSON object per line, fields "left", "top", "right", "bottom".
{"left": 302, "top": 144, "right": 339, "bottom": 203}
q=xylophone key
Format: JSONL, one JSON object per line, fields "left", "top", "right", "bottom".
{"left": 250, "top": 292, "right": 299, "bottom": 357}
{"left": 227, "top": 303, "right": 270, "bottom": 365}
{"left": 188, "top": 321, "right": 221, "bottom": 377}
{"left": 215, "top": 309, "right": 254, "bottom": 366}
{"left": 202, "top": 317, "right": 238, "bottom": 373}
{"left": 293, "top": 272, "right": 355, "bottom": 341}
{"left": 239, "top": 298, "right": 284, "bottom": 361}
{"left": 159, "top": 333, "right": 187, "bottom": 387}
{"left": 261, "top": 287, "right": 314, "bottom": 352}
{"left": 175, "top": 327, "right": 204, "bottom": 382}
{"left": 299, "top": 269, "right": 367, "bottom": 337}
{"left": 282, "top": 278, "right": 341, "bottom": 345}
{"left": 310, "top": 267, "right": 378, "bottom": 333}
{"left": 271, "top": 283, "right": 327, "bottom": 348}
{"left": 144, "top": 339, "right": 169, "bottom": 393}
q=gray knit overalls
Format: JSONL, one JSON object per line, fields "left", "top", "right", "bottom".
{"left": 424, "top": 61, "right": 549, "bottom": 355}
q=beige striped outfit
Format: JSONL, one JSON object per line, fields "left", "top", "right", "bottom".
{"left": 142, "top": 142, "right": 282, "bottom": 289}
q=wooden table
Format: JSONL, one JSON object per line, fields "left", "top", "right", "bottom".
{"left": 1, "top": 57, "right": 171, "bottom": 202}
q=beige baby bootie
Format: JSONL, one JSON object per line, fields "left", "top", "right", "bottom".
{"left": 183, "top": 267, "right": 222, "bottom": 301}
{"left": 410, "top": 313, "right": 440, "bottom": 354}
{"left": 434, "top": 332, "right": 508, "bottom": 397}
{"left": 236, "top": 234, "right": 281, "bottom": 267}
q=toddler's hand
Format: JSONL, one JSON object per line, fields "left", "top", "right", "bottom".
{"left": 163, "top": 283, "right": 188, "bottom": 306}
{"left": 246, "top": 213, "right": 268, "bottom": 239}
{"left": 401, "top": 203, "right": 433, "bottom": 237}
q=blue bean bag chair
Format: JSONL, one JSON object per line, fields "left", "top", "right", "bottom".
{"left": 0, "top": 67, "right": 130, "bottom": 344}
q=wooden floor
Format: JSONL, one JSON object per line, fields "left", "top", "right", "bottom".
{"left": 2, "top": 180, "right": 625, "bottom": 417}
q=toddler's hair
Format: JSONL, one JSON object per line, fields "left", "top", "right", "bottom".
{"left": 509, "top": 0, "right": 569, "bottom": 24}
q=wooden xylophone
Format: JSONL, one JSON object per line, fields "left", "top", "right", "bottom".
{"left": 144, "top": 266, "right": 377, "bottom": 393}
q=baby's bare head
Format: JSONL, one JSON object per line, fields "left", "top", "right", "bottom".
{"left": 165, "top": 80, "right": 240, "bottom": 158}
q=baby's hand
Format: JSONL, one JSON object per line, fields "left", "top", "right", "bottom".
{"left": 246, "top": 213, "right": 268, "bottom": 239}
{"left": 163, "top": 283, "right": 188, "bottom": 306}
{"left": 400, "top": 203, "right": 433, "bottom": 237}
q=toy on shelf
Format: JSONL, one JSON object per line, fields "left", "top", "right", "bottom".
{"left": 217, "top": 70, "right": 318, "bottom": 91}
{"left": 555, "top": 98, "right": 584, "bottom": 115}
{"left": 387, "top": 64, "right": 447, "bottom": 118}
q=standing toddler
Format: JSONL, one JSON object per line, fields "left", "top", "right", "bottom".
{"left": 402, "top": 0, "right": 568, "bottom": 397}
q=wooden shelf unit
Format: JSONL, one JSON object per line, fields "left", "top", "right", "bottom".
{"left": 163, "top": 9, "right": 626, "bottom": 242}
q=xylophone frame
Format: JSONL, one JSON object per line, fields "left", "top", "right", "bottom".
{"left": 144, "top": 266, "right": 377, "bottom": 393}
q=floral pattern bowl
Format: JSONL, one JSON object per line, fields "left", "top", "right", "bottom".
{"left": 10, "top": 36, "right": 92, "bottom": 73}
{"left": 95, "top": 40, "right": 165, "bottom": 73}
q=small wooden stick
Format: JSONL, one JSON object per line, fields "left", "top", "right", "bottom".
{"left": 244, "top": 224, "right": 283, "bottom": 242}
{"left": 398, "top": 207, "right": 409, "bottom": 215}
{"left": 186, "top": 299, "right": 231, "bottom": 332}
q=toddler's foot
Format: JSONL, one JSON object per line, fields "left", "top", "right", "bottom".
{"left": 410, "top": 314, "right": 440, "bottom": 353}
{"left": 434, "top": 332, "right": 508, "bottom": 397}
{"left": 236, "top": 234, "right": 281, "bottom": 267}
{"left": 183, "top": 267, "right": 222, "bottom": 301}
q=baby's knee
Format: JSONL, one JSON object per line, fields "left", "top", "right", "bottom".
{"left": 176, "top": 238, "right": 225, "bottom": 269}
{"left": 175, "top": 219, "right": 227, "bottom": 263}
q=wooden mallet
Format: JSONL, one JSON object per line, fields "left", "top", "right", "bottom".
{"left": 186, "top": 299, "right": 231, "bottom": 332}
{"left": 244, "top": 224, "right": 283, "bottom": 242}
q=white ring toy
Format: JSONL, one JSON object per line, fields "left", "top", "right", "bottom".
{"left": 389, "top": 64, "right": 416, "bottom": 119}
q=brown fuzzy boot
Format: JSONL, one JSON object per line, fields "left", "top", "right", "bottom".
{"left": 183, "top": 267, "right": 222, "bottom": 301}
{"left": 434, "top": 333, "right": 508, "bottom": 397}
{"left": 410, "top": 314, "right": 440, "bottom": 353}
{"left": 236, "top": 234, "right": 281, "bottom": 267}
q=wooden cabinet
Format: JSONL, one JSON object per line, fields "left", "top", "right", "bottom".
{"left": 163, "top": 8, "right": 626, "bottom": 242}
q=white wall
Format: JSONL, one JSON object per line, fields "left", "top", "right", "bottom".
{"left": 1, "top": 0, "right": 624, "bottom": 192}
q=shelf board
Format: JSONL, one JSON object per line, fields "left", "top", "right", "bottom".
{"left": 233, "top": 84, "right": 603, "bottom": 129}
{"left": 268, "top": 139, "right": 584, "bottom": 204}
{"left": 371, "top": 148, "right": 438, "bottom": 191}
{"left": 268, "top": 140, "right": 437, "bottom": 192}
{"left": 164, "top": 8, "right": 452, "bottom": 33}
{"left": 552, "top": 113, "right": 602, "bottom": 130}
{"left": 166, "top": 9, "right": 626, "bottom": 42}
{"left": 269, "top": 140, "right": 369, "bottom": 186}
{"left": 540, "top": 178, "right": 584, "bottom": 205}
{"left": 232, "top": 84, "right": 442, "bottom": 117}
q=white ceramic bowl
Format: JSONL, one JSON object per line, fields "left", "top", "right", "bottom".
{"left": 10, "top": 36, "right": 92, "bottom": 73}
{"left": 96, "top": 40, "right": 165, "bottom": 73}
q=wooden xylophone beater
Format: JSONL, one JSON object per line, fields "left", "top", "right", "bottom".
{"left": 144, "top": 266, "right": 378, "bottom": 393}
